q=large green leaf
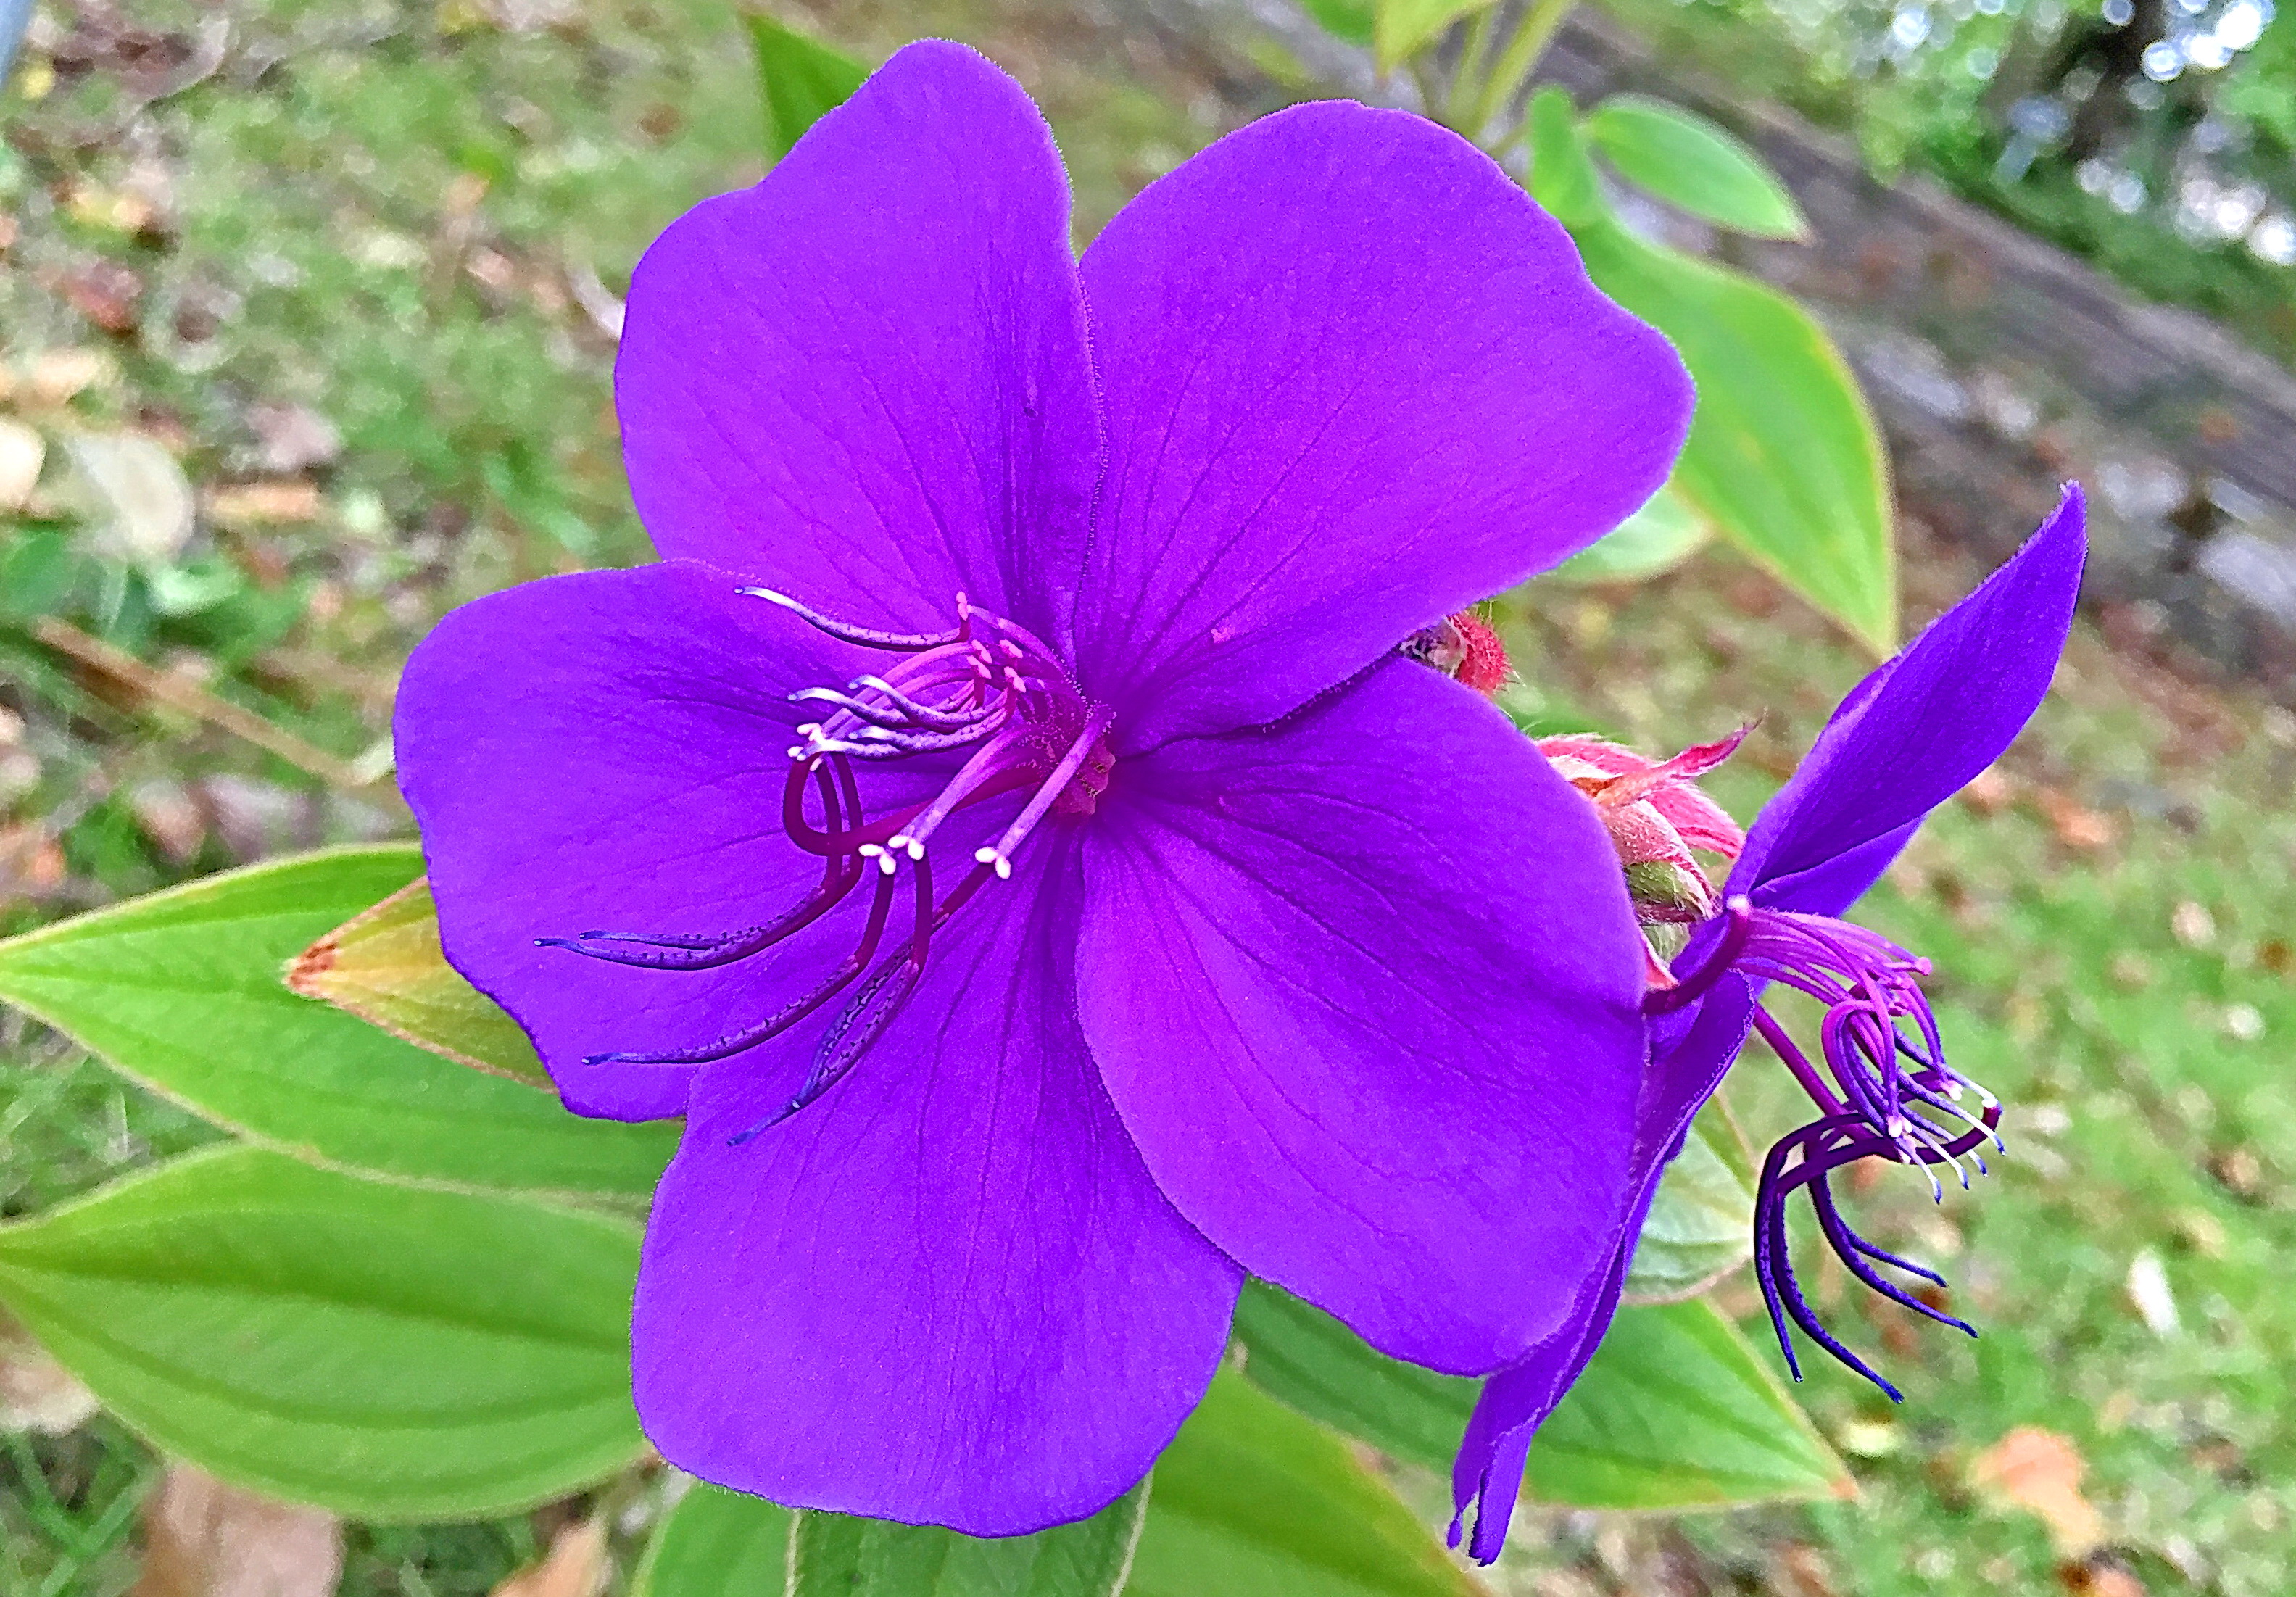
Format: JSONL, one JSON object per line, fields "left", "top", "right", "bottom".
{"left": 1551, "top": 480, "right": 1715, "bottom": 584}
{"left": 1230, "top": 1285, "right": 1848, "bottom": 1509}
{"left": 1620, "top": 1099, "right": 1756, "bottom": 1305}
{"left": 286, "top": 874, "right": 548, "bottom": 1087}
{"left": 634, "top": 1485, "right": 793, "bottom": 1597}
{"left": 1528, "top": 1298, "right": 1847, "bottom": 1508}
{"left": 0, "top": 1147, "right": 644, "bottom": 1519}
{"left": 1583, "top": 95, "right": 1810, "bottom": 239}
{"left": 0, "top": 847, "right": 678, "bottom": 1198}
{"left": 787, "top": 1483, "right": 1147, "bottom": 1597}
{"left": 1373, "top": 0, "right": 1498, "bottom": 72}
{"left": 742, "top": 10, "right": 869, "bottom": 159}
{"left": 1127, "top": 1367, "right": 1470, "bottom": 1597}
{"left": 1572, "top": 220, "right": 1897, "bottom": 652}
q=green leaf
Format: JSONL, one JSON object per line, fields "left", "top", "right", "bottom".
{"left": 0, "top": 847, "right": 678, "bottom": 1198}
{"left": 1230, "top": 1281, "right": 1474, "bottom": 1478}
{"left": 286, "top": 874, "right": 547, "bottom": 1087}
{"left": 1525, "top": 88, "right": 1604, "bottom": 231}
{"left": 1525, "top": 1298, "right": 1849, "bottom": 1509}
{"left": 1551, "top": 480, "right": 1715, "bottom": 584}
{"left": 1572, "top": 220, "right": 1897, "bottom": 651}
{"left": 787, "top": 1482, "right": 1147, "bottom": 1597}
{"left": 742, "top": 10, "right": 869, "bottom": 160}
{"left": 0, "top": 1147, "right": 644, "bottom": 1519}
{"left": 634, "top": 1485, "right": 792, "bottom": 1597}
{"left": 1373, "top": 0, "right": 1498, "bottom": 73}
{"left": 1128, "top": 1367, "right": 1470, "bottom": 1597}
{"left": 1583, "top": 95, "right": 1810, "bottom": 240}
{"left": 1230, "top": 1285, "right": 1848, "bottom": 1510}
{"left": 1620, "top": 1098, "right": 1757, "bottom": 1305}
{"left": 1299, "top": 0, "right": 1376, "bottom": 47}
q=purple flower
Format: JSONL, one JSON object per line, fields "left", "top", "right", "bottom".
{"left": 1449, "top": 488, "right": 2088, "bottom": 1562}
{"left": 395, "top": 43, "right": 1690, "bottom": 1533}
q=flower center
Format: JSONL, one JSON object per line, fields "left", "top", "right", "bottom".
{"left": 539, "top": 587, "right": 1114, "bottom": 1138}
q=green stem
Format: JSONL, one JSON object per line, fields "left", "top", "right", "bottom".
{"left": 1464, "top": 0, "right": 1577, "bottom": 144}
{"left": 1445, "top": 7, "right": 1500, "bottom": 125}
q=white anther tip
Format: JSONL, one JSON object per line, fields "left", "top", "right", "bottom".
{"left": 905, "top": 840, "right": 924, "bottom": 860}
{"left": 974, "top": 846, "right": 1012, "bottom": 879}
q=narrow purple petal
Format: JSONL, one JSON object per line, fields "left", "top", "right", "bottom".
{"left": 1731, "top": 486, "right": 2087, "bottom": 914}
{"left": 632, "top": 828, "right": 1240, "bottom": 1535}
{"left": 1073, "top": 101, "right": 1690, "bottom": 748}
{"left": 616, "top": 41, "right": 1101, "bottom": 648}
{"left": 1077, "top": 660, "right": 1647, "bottom": 1374}
{"left": 1449, "top": 976, "right": 1755, "bottom": 1556}
{"left": 395, "top": 563, "right": 953, "bottom": 1120}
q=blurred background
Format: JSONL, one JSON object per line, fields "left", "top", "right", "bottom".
{"left": 1, "top": 1, "right": 2291, "bottom": 1593}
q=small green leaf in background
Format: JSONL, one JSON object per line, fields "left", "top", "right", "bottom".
{"left": 1551, "top": 480, "right": 1716, "bottom": 584}
{"left": 0, "top": 846, "right": 678, "bottom": 1198}
{"left": 742, "top": 9, "right": 869, "bottom": 159}
{"left": 1620, "top": 1098, "right": 1757, "bottom": 1305}
{"left": 1127, "top": 1367, "right": 1470, "bottom": 1597}
{"left": 1572, "top": 220, "right": 1897, "bottom": 652}
{"left": 1583, "top": 95, "right": 1810, "bottom": 240}
{"left": 788, "top": 1481, "right": 1147, "bottom": 1597}
{"left": 0, "top": 1147, "right": 645, "bottom": 1519}
{"left": 286, "top": 874, "right": 547, "bottom": 1087}
{"left": 634, "top": 1484, "right": 792, "bottom": 1597}
{"left": 1373, "top": 0, "right": 1498, "bottom": 74}
{"left": 1229, "top": 1284, "right": 1848, "bottom": 1511}
{"left": 1298, "top": 0, "right": 1376, "bottom": 48}
{"left": 1525, "top": 88, "right": 1604, "bottom": 231}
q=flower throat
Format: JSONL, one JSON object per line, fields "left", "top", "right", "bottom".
{"left": 540, "top": 588, "right": 1113, "bottom": 1140}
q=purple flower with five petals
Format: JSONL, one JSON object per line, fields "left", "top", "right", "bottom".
{"left": 1449, "top": 488, "right": 2089, "bottom": 1562}
{"left": 396, "top": 42, "right": 1691, "bottom": 1533}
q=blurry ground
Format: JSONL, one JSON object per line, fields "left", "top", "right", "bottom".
{"left": 1, "top": 1, "right": 2292, "bottom": 1594}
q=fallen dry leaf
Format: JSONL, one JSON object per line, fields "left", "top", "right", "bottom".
{"left": 204, "top": 480, "right": 323, "bottom": 528}
{"left": 2038, "top": 788, "right": 2118, "bottom": 851}
{"left": 130, "top": 1464, "right": 341, "bottom": 1597}
{"left": 2171, "top": 900, "right": 2216, "bottom": 948}
{"left": 63, "top": 430, "right": 196, "bottom": 565}
{"left": 1958, "top": 764, "right": 2019, "bottom": 815}
{"left": 59, "top": 260, "right": 147, "bottom": 333}
{"left": 245, "top": 404, "right": 341, "bottom": 475}
{"left": 26, "top": 347, "right": 116, "bottom": 407}
{"left": 1970, "top": 1427, "right": 2105, "bottom": 1556}
{"left": 490, "top": 1519, "right": 606, "bottom": 1597}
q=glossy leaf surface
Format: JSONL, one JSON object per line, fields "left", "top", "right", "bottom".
{"left": 745, "top": 11, "right": 869, "bottom": 159}
{"left": 787, "top": 1482, "right": 1146, "bottom": 1597}
{"left": 1127, "top": 1368, "right": 1470, "bottom": 1597}
{"left": 0, "top": 847, "right": 677, "bottom": 1196}
{"left": 0, "top": 1148, "right": 644, "bottom": 1519}
{"left": 1230, "top": 1286, "right": 1848, "bottom": 1509}
{"left": 1621, "top": 1098, "right": 1757, "bottom": 1305}
{"left": 1584, "top": 95, "right": 1809, "bottom": 238}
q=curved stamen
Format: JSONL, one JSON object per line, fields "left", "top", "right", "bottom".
{"left": 741, "top": 586, "right": 963, "bottom": 651}
{"left": 585, "top": 858, "right": 899, "bottom": 1069}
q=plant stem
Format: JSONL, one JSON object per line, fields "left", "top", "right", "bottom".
{"left": 1445, "top": 7, "right": 1501, "bottom": 125}
{"left": 1464, "top": 0, "right": 1577, "bottom": 145}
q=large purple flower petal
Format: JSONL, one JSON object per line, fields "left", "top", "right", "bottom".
{"left": 1731, "top": 486, "right": 2086, "bottom": 914}
{"left": 616, "top": 41, "right": 1101, "bottom": 647}
{"left": 1075, "top": 660, "right": 1647, "bottom": 1374}
{"left": 631, "top": 828, "right": 1240, "bottom": 1535}
{"left": 1072, "top": 101, "right": 1691, "bottom": 749}
{"left": 396, "top": 562, "right": 956, "bottom": 1121}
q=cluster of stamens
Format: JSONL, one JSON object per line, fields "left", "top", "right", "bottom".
{"left": 1651, "top": 896, "right": 2004, "bottom": 1397}
{"left": 537, "top": 588, "right": 1112, "bottom": 1141}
